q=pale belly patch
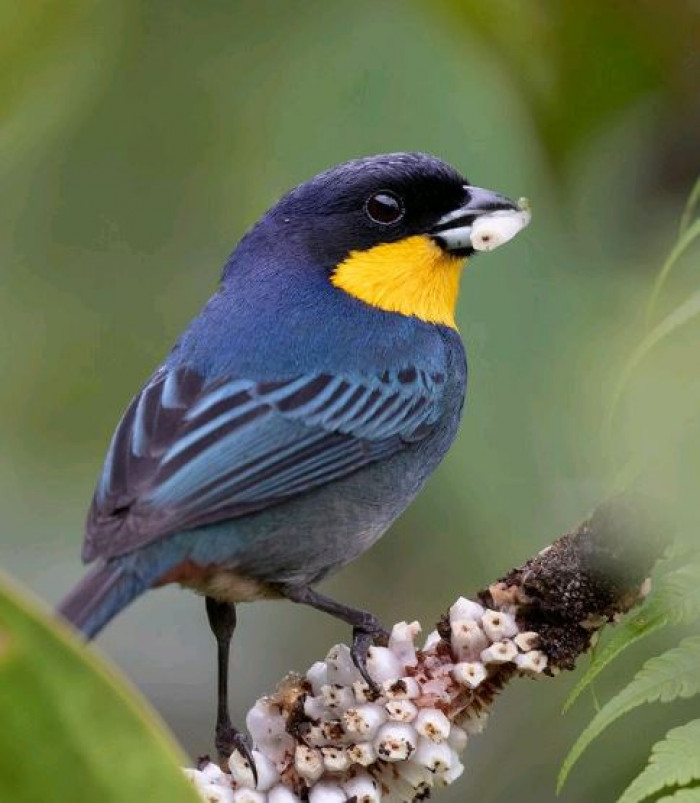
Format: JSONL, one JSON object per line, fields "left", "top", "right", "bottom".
{"left": 190, "top": 567, "right": 281, "bottom": 603}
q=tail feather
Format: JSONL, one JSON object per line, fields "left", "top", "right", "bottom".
{"left": 57, "top": 562, "right": 148, "bottom": 639}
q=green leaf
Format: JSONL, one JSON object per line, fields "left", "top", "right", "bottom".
{"left": 563, "top": 560, "right": 700, "bottom": 712}
{"left": 0, "top": 572, "right": 200, "bottom": 803}
{"left": 618, "top": 720, "right": 700, "bottom": 803}
{"left": 657, "top": 790, "right": 700, "bottom": 802}
{"left": 558, "top": 636, "right": 700, "bottom": 792}
{"left": 645, "top": 218, "right": 700, "bottom": 329}
{"left": 607, "top": 285, "right": 700, "bottom": 445}
{"left": 443, "top": 0, "right": 696, "bottom": 174}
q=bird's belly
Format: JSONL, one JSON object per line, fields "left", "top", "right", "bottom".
{"left": 192, "top": 567, "right": 280, "bottom": 603}
{"left": 161, "top": 414, "right": 458, "bottom": 592}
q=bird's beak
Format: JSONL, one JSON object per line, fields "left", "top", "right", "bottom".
{"left": 429, "top": 185, "right": 531, "bottom": 256}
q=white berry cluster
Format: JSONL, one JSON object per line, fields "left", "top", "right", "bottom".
{"left": 184, "top": 593, "right": 547, "bottom": 803}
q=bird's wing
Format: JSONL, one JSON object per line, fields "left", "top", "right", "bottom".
{"left": 84, "top": 364, "right": 445, "bottom": 560}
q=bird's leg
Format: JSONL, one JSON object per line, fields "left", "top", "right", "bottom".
{"left": 204, "top": 597, "right": 257, "bottom": 782}
{"left": 277, "top": 584, "right": 389, "bottom": 693}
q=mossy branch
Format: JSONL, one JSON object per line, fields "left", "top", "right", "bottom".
{"left": 187, "top": 492, "right": 664, "bottom": 803}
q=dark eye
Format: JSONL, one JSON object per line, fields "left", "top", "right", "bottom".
{"left": 365, "top": 191, "right": 404, "bottom": 225}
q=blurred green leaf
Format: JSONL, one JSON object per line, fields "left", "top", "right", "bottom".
{"left": 0, "top": 572, "right": 200, "bottom": 803}
{"left": 617, "top": 720, "right": 700, "bottom": 803}
{"left": 441, "top": 0, "right": 698, "bottom": 173}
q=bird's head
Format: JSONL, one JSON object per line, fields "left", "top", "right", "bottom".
{"left": 237, "top": 152, "right": 530, "bottom": 330}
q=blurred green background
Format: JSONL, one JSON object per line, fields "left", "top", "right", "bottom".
{"left": 2, "top": 1, "right": 699, "bottom": 800}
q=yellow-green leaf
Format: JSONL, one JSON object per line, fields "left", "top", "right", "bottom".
{"left": 0, "top": 572, "right": 200, "bottom": 803}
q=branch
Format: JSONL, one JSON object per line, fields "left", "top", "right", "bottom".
{"left": 185, "top": 494, "right": 663, "bottom": 803}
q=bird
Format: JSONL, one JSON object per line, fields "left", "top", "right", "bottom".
{"left": 57, "top": 152, "right": 529, "bottom": 770}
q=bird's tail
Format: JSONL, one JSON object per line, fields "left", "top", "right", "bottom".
{"left": 56, "top": 561, "right": 149, "bottom": 640}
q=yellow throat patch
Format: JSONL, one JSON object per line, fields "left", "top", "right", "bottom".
{"left": 331, "top": 235, "right": 464, "bottom": 329}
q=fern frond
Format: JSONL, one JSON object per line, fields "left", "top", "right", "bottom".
{"left": 665, "top": 563, "right": 700, "bottom": 625}
{"left": 645, "top": 218, "right": 700, "bottom": 328}
{"left": 657, "top": 789, "right": 700, "bottom": 802}
{"left": 608, "top": 288, "right": 700, "bottom": 444}
{"left": 605, "top": 171, "right": 700, "bottom": 453}
{"left": 563, "top": 606, "right": 668, "bottom": 713}
{"left": 563, "top": 560, "right": 700, "bottom": 712}
{"left": 558, "top": 636, "right": 700, "bottom": 791}
{"left": 617, "top": 719, "right": 700, "bottom": 803}
{"left": 678, "top": 175, "right": 700, "bottom": 237}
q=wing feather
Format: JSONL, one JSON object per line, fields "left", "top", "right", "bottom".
{"left": 84, "top": 365, "right": 444, "bottom": 561}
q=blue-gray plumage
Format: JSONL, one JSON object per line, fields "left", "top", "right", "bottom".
{"left": 57, "top": 152, "right": 526, "bottom": 763}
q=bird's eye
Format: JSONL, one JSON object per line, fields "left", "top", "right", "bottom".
{"left": 365, "top": 191, "right": 404, "bottom": 225}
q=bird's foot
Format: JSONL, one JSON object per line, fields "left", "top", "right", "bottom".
{"left": 350, "top": 615, "right": 389, "bottom": 695}
{"left": 215, "top": 722, "right": 257, "bottom": 786}
{"left": 276, "top": 583, "right": 390, "bottom": 696}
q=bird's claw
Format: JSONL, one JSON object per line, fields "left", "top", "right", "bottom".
{"left": 351, "top": 620, "right": 389, "bottom": 696}
{"left": 216, "top": 723, "right": 258, "bottom": 786}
